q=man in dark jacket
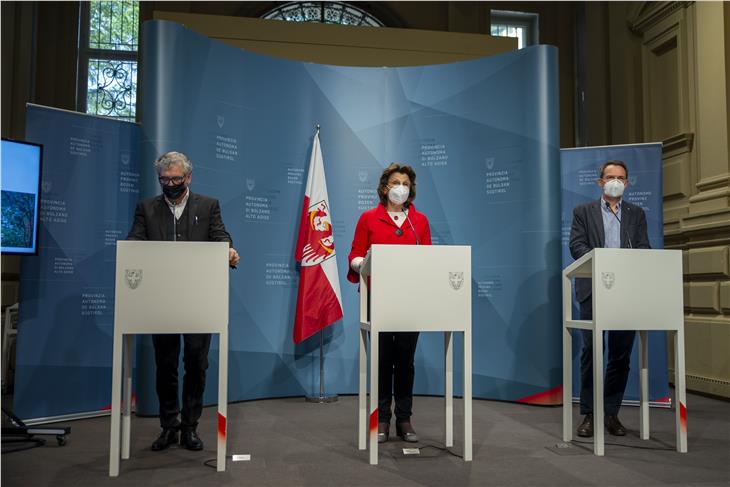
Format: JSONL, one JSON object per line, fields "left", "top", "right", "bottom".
{"left": 569, "top": 160, "right": 651, "bottom": 438}
{"left": 127, "top": 151, "right": 240, "bottom": 451}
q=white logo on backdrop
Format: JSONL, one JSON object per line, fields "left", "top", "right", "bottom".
{"left": 358, "top": 170, "right": 368, "bottom": 183}
{"left": 246, "top": 178, "right": 255, "bottom": 191}
{"left": 217, "top": 115, "right": 225, "bottom": 129}
{"left": 629, "top": 176, "right": 637, "bottom": 186}
{"left": 120, "top": 153, "right": 130, "bottom": 166}
{"left": 42, "top": 181, "right": 52, "bottom": 193}
{"left": 485, "top": 157, "right": 495, "bottom": 170}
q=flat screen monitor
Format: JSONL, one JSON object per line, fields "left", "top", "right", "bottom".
{"left": 1, "top": 138, "right": 43, "bottom": 255}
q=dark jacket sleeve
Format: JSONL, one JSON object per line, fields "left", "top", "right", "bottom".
{"left": 633, "top": 207, "right": 651, "bottom": 249}
{"left": 569, "top": 205, "right": 592, "bottom": 260}
{"left": 127, "top": 201, "right": 149, "bottom": 240}
{"left": 208, "top": 199, "right": 233, "bottom": 245}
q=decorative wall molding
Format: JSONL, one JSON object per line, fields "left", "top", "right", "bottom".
{"left": 669, "top": 371, "right": 730, "bottom": 397}
{"left": 679, "top": 207, "right": 730, "bottom": 234}
{"left": 662, "top": 132, "right": 694, "bottom": 156}
{"left": 617, "top": 0, "right": 728, "bottom": 398}
{"left": 628, "top": 1, "right": 693, "bottom": 35}
{"left": 694, "top": 173, "right": 730, "bottom": 193}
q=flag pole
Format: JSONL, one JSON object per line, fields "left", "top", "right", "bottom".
{"left": 305, "top": 123, "right": 338, "bottom": 404}
{"left": 305, "top": 330, "right": 337, "bottom": 403}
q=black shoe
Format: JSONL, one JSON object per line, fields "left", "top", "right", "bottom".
{"left": 377, "top": 423, "right": 389, "bottom": 444}
{"left": 151, "top": 429, "right": 178, "bottom": 451}
{"left": 576, "top": 414, "right": 594, "bottom": 438}
{"left": 605, "top": 415, "right": 627, "bottom": 436}
{"left": 181, "top": 429, "right": 204, "bottom": 451}
{"left": 396, "top": 422, "right": 419, "bottom": 443}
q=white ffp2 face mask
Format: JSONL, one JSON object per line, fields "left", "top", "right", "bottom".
{"left": 603, "top": 179, "right": 625, "bottom": 198}
{"left": 388, "top": 184, "right": 409, "bottom": 205}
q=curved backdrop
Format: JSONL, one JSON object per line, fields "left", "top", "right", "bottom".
{"left": 135, "top": 20, "right": 562, "bottom": 414}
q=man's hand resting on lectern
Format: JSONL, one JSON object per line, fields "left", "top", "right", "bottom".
{"left": 229, "top": 247, "right": 240, "bottom": 268}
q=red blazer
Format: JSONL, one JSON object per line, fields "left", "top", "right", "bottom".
{"left": 347, "top": 203, "right": 432, "bottom": 283}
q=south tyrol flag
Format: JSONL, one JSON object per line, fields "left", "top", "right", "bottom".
{"left": 293, "top": 130, "right": 343, "bottom": 344}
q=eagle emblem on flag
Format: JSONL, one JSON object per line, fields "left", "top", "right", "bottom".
{"left": 300, "top": 200, "right": 335, "bottom": 266}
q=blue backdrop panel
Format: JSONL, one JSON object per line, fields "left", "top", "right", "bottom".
{"left": 14, "top": 105, "right": 140, "bottom": 419}
{"left": 560, "top": 143, "right": 670, "bottom": 403}
{"left": 137, "top": 20, "right": 562, "bottom": 415}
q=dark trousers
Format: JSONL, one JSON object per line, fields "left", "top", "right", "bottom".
{"left": 579, "top": 300, "right": 635, "bottom": 416}
{"left": 378, "top": 331, "right": 419, "bottom": 423}
{"left": 152, "top": 333, "right": 211, "bottom": 431}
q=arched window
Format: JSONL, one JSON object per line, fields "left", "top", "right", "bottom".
{"left": 262, "top": 2, "right": 384, "bottom": 27}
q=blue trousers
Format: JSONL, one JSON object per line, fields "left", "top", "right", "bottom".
{"left": 579, "top": 300, "right": 635, "bottom": 416}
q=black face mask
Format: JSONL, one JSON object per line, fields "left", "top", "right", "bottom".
{"left": 162, "top": 182, "right": 186, "bottom": 200}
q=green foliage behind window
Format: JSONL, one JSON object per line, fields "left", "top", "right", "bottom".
{"left": 89, "top": 1, "right": 139, "bottom": 51}
{"left": 83, "top": 1, "right": 139, "bottom": 121}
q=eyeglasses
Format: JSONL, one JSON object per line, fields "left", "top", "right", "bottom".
{"left": 159, "top": 176, "right": 185, "bottom": 185}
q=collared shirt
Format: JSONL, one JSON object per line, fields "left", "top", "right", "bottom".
{"left": 164, "top": 188, "right": 190, "bottom": 220}
{"left": 601, "top": 197, "right": 622, "bottom": 248}
{"left": 386, "top": 210, "right": 406, "bottom": 228}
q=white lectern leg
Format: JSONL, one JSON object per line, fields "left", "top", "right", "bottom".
{"left": 444, "top": 331, "right": 453, "bottom": 448}
{"left": 369, "top": 330, "right": 379, "bottom": 465}
{"left": 358, "top": 328, "right": 367, "bottom": 450}
{"left": 562, "top": 325, "right": 572, "bottom": 442}
{"left": 592, "top": 327, "right": 605, "bottom": 456}
{"left": 674, "top": 329, "right": 688, "bottom": 453}
{"left": 562, "top": 274, "right": 573, "bottom": 443}
{"left": 122, "top": 334, "right": 133, "bottom": 459}
{"left": 109, "top": 330, "right": 123, "bottom": 477}
{"left": 639, "top": 330, "right": 650, "bottom": 440}
{"left": 463, "top": 328, "right": 472, "bottom": 462}
{"left": 217, "top": 331, "right": 228, "bottom": 472}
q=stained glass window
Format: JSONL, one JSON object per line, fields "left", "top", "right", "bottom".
{"left": 262, "top": 2, "right": 384, "bottom": 27}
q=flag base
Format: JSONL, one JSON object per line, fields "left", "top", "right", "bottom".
{"left": 304, "top": 394, "right": 338, "bottom": 403}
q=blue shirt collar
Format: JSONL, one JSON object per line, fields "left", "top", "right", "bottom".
{"left": 600, "top": 197, "right": 622, "bottom": 212}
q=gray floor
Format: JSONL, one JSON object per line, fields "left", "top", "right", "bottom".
{"left": 2, "top": 392, "right": 729, "bottom": 487}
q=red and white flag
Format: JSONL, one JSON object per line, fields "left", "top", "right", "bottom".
{"left": 293, "top": 130, "right": 343, "bottom": 344}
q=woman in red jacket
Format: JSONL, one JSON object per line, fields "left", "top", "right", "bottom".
{"left": 347, "top": 163, "right": 432, "bottom": 443}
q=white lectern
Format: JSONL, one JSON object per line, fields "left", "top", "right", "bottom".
{"left": 109, "top": 241, "right": 230, "bottom": 476}
{"left": 562, "top": 248, "right": 687, "bottom": 456}
{"left": 358, "top": 244, "right": 472, "bottom": 465}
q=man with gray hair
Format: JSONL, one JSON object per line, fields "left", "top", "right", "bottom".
{"left": 127, "top": 151, "right": 240, "bottom": 452}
